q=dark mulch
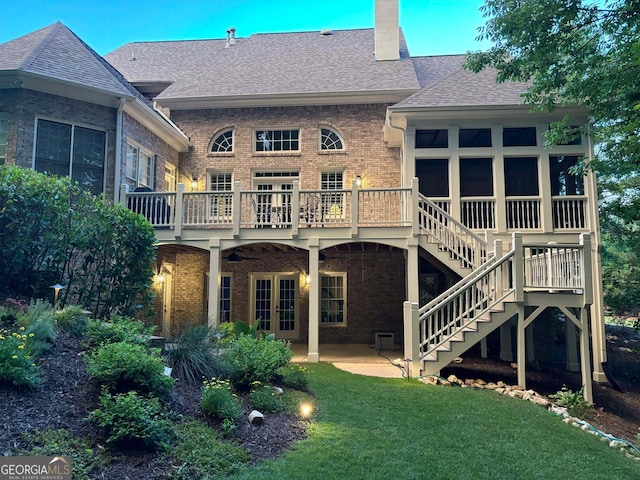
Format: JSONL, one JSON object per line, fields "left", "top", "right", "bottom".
{"left": 0, "top": 333, "right": 308, "bottom": 478}
{"left": 1, "top": 326, "right": 639, "bottom": 478}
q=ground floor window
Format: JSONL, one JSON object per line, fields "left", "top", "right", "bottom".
{"left": 321, "top": 273, "right": 346, "bottom": 325}
{"left": 35, "top": 118, "right": 106, "bottom": 194}
{"left": 219, "top": 274, "right": 231, "bottom": 323}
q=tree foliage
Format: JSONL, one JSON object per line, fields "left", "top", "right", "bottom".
{"left": 0, "top": 166, "right": 156, "bottom": 318}
{"left": 466, "top": 0, "right": 640, "bottom": 314}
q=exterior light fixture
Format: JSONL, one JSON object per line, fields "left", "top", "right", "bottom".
{"left": 305, "top": 274, "right": 312, "bottom": 285}
{"left": 299, "top": 402, "right": 313, "bottom": 418}
{"left": 191, "top": 176, "right": 198, "bottom": 191}
{"left": 355, "top": 175, "right": 362, "bottom": 187}
{"left": 50, "top": 283, "right": 65, "bottom": 306}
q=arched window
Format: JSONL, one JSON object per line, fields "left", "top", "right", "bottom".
{"left": 210, "top": 129, "right": 233, "bottom": 153}
{"left": 319, "top": 127, "right": 344, "bottom": 151}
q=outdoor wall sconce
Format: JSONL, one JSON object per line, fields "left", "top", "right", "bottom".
{"left": 355, "top": 175, "right": 362, "bottom": 187}
{"left": 305, "top": 274, "right": 312, "bottom": 285}
{"left": 191, "top": 176, "right": 198, "bottom": 191}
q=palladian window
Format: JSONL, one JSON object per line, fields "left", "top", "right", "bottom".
{"left": 320, "top": 127, "right": 344, "bottom": 150}
{"left": 210, "top": 129, "right": 233, "bottom": 153}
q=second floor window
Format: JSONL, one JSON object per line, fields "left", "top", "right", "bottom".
{"left": 210, "top": 129, "right": 233, "bottom": 153}
{"left": 35, "top": 119, "right": 105, "bottom": 194}
{"left": 320, "top": 128, "right": 344, "bottom": 150}
{"left": 255, "top": 129, "right": 299, "bottom": 152}
{"left": 321, "top": 171, "right": 344, "bottom": 218}
{"left": 126, "top": 143, "right": 154, "bottom": 189}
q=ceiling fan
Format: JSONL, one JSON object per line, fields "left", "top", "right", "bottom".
{"left": 225, "top": 249, "right": 259, "bottom": 262}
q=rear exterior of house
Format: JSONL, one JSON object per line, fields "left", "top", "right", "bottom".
{"left": 0, "top": 0, "right": 606, "bottom": 399}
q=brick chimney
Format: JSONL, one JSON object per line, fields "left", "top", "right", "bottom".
{"left": 375, "top": 0, "right": 399, "bottom": 61}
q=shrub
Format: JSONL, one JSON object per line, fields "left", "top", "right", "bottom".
{"left": 22, "top": 428, "right": 108, "bottom": 480}
{"left": 276, "top": 364, "right": 309, "bottom": 390}
{"left": 221, "top": 334, "right": 293, "bottom": 388}
{"left": 0, "top": 328, "right": 40, "bottom": 388}
{"left": 214, "top": 321, "right": 237, "bottom": 347}
{"left": 15, "top": 300, "right": 56, "bottom": 356}
{"left": 201, "top": 378, "right": 243, "bottom": 422}
{"left": 55, "top": 306, "right": 89, "bottom": 337}
{"left": 89, "top": 390, "right": 174, "bottom": 449}
{"left": 249, "top": 382, "right": 283, "bottom": 413}
{"left": 549, "top": 386, "right": 592, "bottom": 418}
{"left": 168, "top": 325, "right": 227, "bottom": 385}
{"left": 171, "top": 421, "right": 250, "bottom": 479}
{"left": 84, "top": 342, "right": 174, "bottom": 396}
{"left": 86, "top": 315, "right": 154, "bottom": 348}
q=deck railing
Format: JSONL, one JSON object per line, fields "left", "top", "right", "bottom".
{"left": 121, "top": 182, "right": 590, "bottom": 234}
{"left": 417, "top": 194, "right": 487, "bottom": 269}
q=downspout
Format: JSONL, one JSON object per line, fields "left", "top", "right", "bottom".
{"left": 114, "top": 97, "right": 126, "bottom": 203}
{"left": 385, "top": 107, "right": 407, "bottom": 185}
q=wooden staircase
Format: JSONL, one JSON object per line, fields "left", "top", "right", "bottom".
{"left": 415, "top": 196, "right": 516, "bottom": 375}
{"left": 412, "top": 196, "right": 591, "bottom": 376}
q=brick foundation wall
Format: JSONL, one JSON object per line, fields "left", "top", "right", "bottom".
{"left": 155, "top": 244, "right": 406, "bottom": 345}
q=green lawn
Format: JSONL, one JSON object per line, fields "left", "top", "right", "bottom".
{"left": 230, "top": 363, "right": 638, "bottom": 480}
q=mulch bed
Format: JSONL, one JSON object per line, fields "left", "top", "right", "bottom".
{"left": 1, "top": 326, "right": 639, "bottom": 478}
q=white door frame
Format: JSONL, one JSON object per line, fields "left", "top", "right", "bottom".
{"left": 249, "top": 272, "right": 299, "bottom": 339}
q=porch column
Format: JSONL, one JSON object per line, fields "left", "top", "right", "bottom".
{"left": 207, "top": 238, "right": 221, "bottom": 327}
{"left": 493, "top": 123, "right": 506, "bottom": 233}
{"left": 579, "top": 307, "right": 593, "bottom": 403}
{"left": 449, "top": 127, "right": 461, "bottom": 222}
{"left": 406, "top": 238, "right": 419, "bottom": 305}
{"left": 565, "top": 319, "right": 580, "bottom": 372}
{"left": 516, "top": 304, "right": 527, "bottom": 389}
{"left": 308, "top": 240, "right": 320, "bottom": 362}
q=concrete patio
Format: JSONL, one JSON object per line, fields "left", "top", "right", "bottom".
{"left": 290, "top": 343, "right": 406, "bottom": 378}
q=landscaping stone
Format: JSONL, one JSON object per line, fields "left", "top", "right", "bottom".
{"left": 249, "top": 410, "right": 265, "bottom": 425}
{"left": 273, "top": 386, "right": 284, "bottom": 395}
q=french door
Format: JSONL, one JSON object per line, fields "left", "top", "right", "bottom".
{"left": 251, "top": 273, "right": 298, "bottom": 339}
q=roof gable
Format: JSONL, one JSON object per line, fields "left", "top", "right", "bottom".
{"left": 0, "top": 22, "right": 135, "bottom": 98}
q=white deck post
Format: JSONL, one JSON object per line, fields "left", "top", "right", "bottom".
{"left": 291, "top": 180, "right": 300, "bottom": 237}
{"left": 119, "top": 184, "right": 128, "bottom": 206}
{"left": 351, "top": 179, "right": 359, "bottom": 237}
{"left": 403, "top": 301, "right": 421, "bottom": 377}
{"left": 232, "top": 181, "right": 242, "bottom": 238}
{"left": 580, "top": 307, "right": 593, "bottom": 403}
{"left": 174, "top": 183, "right": 184, "bottom": 239}
{"left": 308, "top": 240, "right": 320, "bottom": 362}
{"left": 516, "top": 304, "right": 526, "bottom": 389}
{"left": 512, "top": 232, "right": 524, "bottom": 302}
{"left": 406, "top": 238, "right": 419, "bottom": 304}
{"left": 411, "top": 177, "right": 420, "bottom": 235}
{"left": 207, "top": 238, "right": 221, "bottom": 327}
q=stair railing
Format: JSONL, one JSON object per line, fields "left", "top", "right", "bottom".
{"left": 417, "top": 194, "right": 487, "bottom": 269}
{"left": 418, "top": 246, "right": 516, "bottom": 361}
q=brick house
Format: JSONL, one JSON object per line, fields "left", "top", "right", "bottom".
{"left": 0, "top": 0, "right": 605, "bottom": 399}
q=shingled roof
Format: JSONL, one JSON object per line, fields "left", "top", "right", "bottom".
{"left": 0, "top": 22, "right": 140, "bottom": 99}
{"left": 105, "top": 28, "right": 421, "bottom": 101}
{"left": 392, "top": 55, "right": 529, "bottom": 109}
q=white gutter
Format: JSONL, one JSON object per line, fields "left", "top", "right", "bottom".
{"left": 385, "top": 107, "right": 407, "bottom": 185}
{"left": 152, "top": 101, "right": 188, "bottom": 140}
{"left": 114, "top": 97, "right": 125, "bottom": 203}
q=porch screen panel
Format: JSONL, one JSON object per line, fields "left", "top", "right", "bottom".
{"left": 255, "top": 278, "right": 272, "bottom": 331}
{"left": 278, "top": 278, "right": 296, "bottom": 331}
{"left": 460, "top": 158, "right": 494, "bottom": 229}
{"left": 415, "top": 159, "right": 448, "bottom": 197}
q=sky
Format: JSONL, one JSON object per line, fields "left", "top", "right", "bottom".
{"left": 0, "top": 0, "right": 492, "bottom": 57}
